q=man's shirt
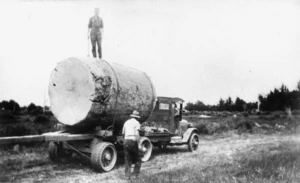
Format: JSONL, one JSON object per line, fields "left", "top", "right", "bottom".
{"left": 88, "top": 16, "right": 104, "bottom": 33}
{"left": 122, "top": 118, "right": 140, "bottom": 141}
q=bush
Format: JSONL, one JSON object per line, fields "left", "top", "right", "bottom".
{"left": 262, "top": 111, "right": 271, "bottom": 115}
{"left": 44, "top": 111, "right": 53, "bottom": 117}
{"left": 0, "top": 111, "right": 15, "bottom": 120}
{"left": 292, "top": 110, "right": 300, "bottom": 115}
{"left": 241, "top": 112, "right": 249, "bottom": 117}
{"left": 29, "top": 108, "right": 43, "bottom": 115}
{"left": 272, "top": 114, "right": 281, "bottom": 119}
{"left": 258, "top": 115, "right": 269, "bottom": 120}
{"left": 33, "top": 115, "right": 50, "bottom": 124}
{"left": 12, "top": 110, "right": 24, "bottom": 116}
{"left": 193, "top": 123, "right": 209, "bottom": 134}
{"left": 0, "top": 100, "right": 20, "bottom": 111}
{"left": 235, "top": 121, "right": 253, "bottom": 133}
{"left": 0, "top": 110, "right": 18, "bottom": 125}
{"left": 27, "top": 103, "right": 43, "bottom": 115}
{"left": 27, "top": 103, "right": 36, "bottom": 113}
{"left": 0, "top": 123, "right": 38, "bottom": 137}
{"left": 210, "top": 123, "right": 229, "bottom": 134}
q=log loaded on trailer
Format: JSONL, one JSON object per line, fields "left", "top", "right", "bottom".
{"left": 0, "top": 57, "right": 199, "bottom": 172}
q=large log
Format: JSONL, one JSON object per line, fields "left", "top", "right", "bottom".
{"left": 48, "top": 57, "right": 156, "bottom": 132}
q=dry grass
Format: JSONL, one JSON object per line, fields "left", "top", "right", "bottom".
{"left": 1, "top": 134, "right": 300, "bottom": 182}
{"left": 0, "top": 144, "right": 49, "bottom": 172}
{"left": 233, "top": 148, "right": 300, "bottom": 182}
{"left": 131, "top": 139, "right": 300, "bottom": 183}
{"left": 184, "top": 113, "right": 300, "bottom": 135}
{"left": 1, "top": 111, "right": 300, "bottom": 182}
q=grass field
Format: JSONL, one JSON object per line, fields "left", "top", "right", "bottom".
{"left": 1, "top": 133, "right": 299, "bottom": 183}
{"left": 0, "top": 111, "right": 300, "bottom": 182}
{"left": 132, "top": 137, "right": 300, "bottom": 183}
{"left": 184, "top": 112, "right": 300, "bottom": 135}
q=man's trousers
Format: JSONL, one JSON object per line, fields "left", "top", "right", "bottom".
{"left": 123, "top": 139, "right": 142, "bottom": 177}
{"left": 90, "top": 32, "right": 102, "bottom": 58}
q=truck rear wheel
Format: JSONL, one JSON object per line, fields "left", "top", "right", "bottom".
{"left": 91, "top": 142, "right": 117, "bottom": 172}
{"left": 139, "top": 137, "right": 153, "bottom": 162}
{"left": 188, "top": 133, "right": 199, "bottom": 152}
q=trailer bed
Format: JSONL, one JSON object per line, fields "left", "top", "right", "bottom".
{"left": 0, "top": 132, "right": 94, "bottom": 145}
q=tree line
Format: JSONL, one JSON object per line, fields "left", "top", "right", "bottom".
{"left": 186, "top": 81, "right": 300, "bottom": 112}
{"left": 0, "top": 100, "right": 50, "bottom": 115}
{"left": 185, "top": 97, "right": 258, "bottom": 112}
{"left": 259, "top": 83, "right": 300, "bottom": 111}
{"left": 1, "top": 80, "right": 300, "bottom": 113}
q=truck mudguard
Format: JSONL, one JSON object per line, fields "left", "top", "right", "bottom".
{"left": 181, "top": 128, "right": 199, "bottom": 143}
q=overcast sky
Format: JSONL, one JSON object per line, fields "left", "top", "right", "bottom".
{"left": 0, "top": 0, "right": 299, "bottom": 106}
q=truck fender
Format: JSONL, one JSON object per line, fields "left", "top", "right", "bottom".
{"left": 181, "top": 128, "right": 198, "bottom": 143}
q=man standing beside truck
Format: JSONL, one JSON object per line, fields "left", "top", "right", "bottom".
{"left": 122, "top": 110, "right": 142, "bottom": 179}
{"left": 88, "top": 8, "right": 104, "bottom": 59}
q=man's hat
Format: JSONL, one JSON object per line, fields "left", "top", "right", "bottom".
{"left": 130, "top": 110, "right": 140, "bottom": 119}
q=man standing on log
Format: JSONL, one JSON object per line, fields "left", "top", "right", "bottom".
{"left": 88, "top": 8, "right": 104, "bottom": 59}
{"left": 122, "top": 110, "right": 142, "bottom": 179}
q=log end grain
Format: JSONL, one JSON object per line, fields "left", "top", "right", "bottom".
{"left": 49, "top": 58, "right": 95, "bottom": 125}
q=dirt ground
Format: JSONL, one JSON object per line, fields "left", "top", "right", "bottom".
{"left": 1, "top": 132, "right": 300, "bottom": 183}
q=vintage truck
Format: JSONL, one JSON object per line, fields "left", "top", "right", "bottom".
{"left": 0, "top": 57, "right": 199, "bottom": 172}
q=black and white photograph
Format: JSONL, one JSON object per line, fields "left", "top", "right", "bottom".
{"left": 0, "top": 0, "right": 300, "bottom": 182}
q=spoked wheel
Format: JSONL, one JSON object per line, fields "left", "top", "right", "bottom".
{"left": 188, "top": 133, "right": 199, "bottom": 152}
{"left": 91, "top": 142, "right": 117, "bottom": 172}
{"left": 139, "top": 137, "right": 153, "bottom": 162}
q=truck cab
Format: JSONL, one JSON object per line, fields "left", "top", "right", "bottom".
{"left": 141, "top": 96, "right": 199, "bottom": 152}
{"left": 145, "top": 97, "right": 185, "bottom": 134}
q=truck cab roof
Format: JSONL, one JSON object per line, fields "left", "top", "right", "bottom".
{"left": 157, "top": 96, "right": 184, "bottom": 104}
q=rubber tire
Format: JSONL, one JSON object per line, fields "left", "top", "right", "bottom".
{"left": 139, "top": 137, "right": 153, "bottom": 162}
{"left": 48, "top": 142, "right": 65, "bottom": 162}
{"left": 91, "top": 142, "right": 117, "bottom": 172}
{"left": 188, "top": 133, "right": 199, "bottom": 152}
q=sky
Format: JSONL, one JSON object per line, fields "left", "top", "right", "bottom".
{"left": 0, "top": 0, "right": 299, "bottom": 106}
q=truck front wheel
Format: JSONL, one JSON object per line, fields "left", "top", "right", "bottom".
{"left": 139, "top": 137, "right": 153, "bottom": 162}
{"left": 91, "top": 142, "right": 117, "bottom": 172}
{"left": 188, "top": 133, "right": 199, "bottom": 152}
